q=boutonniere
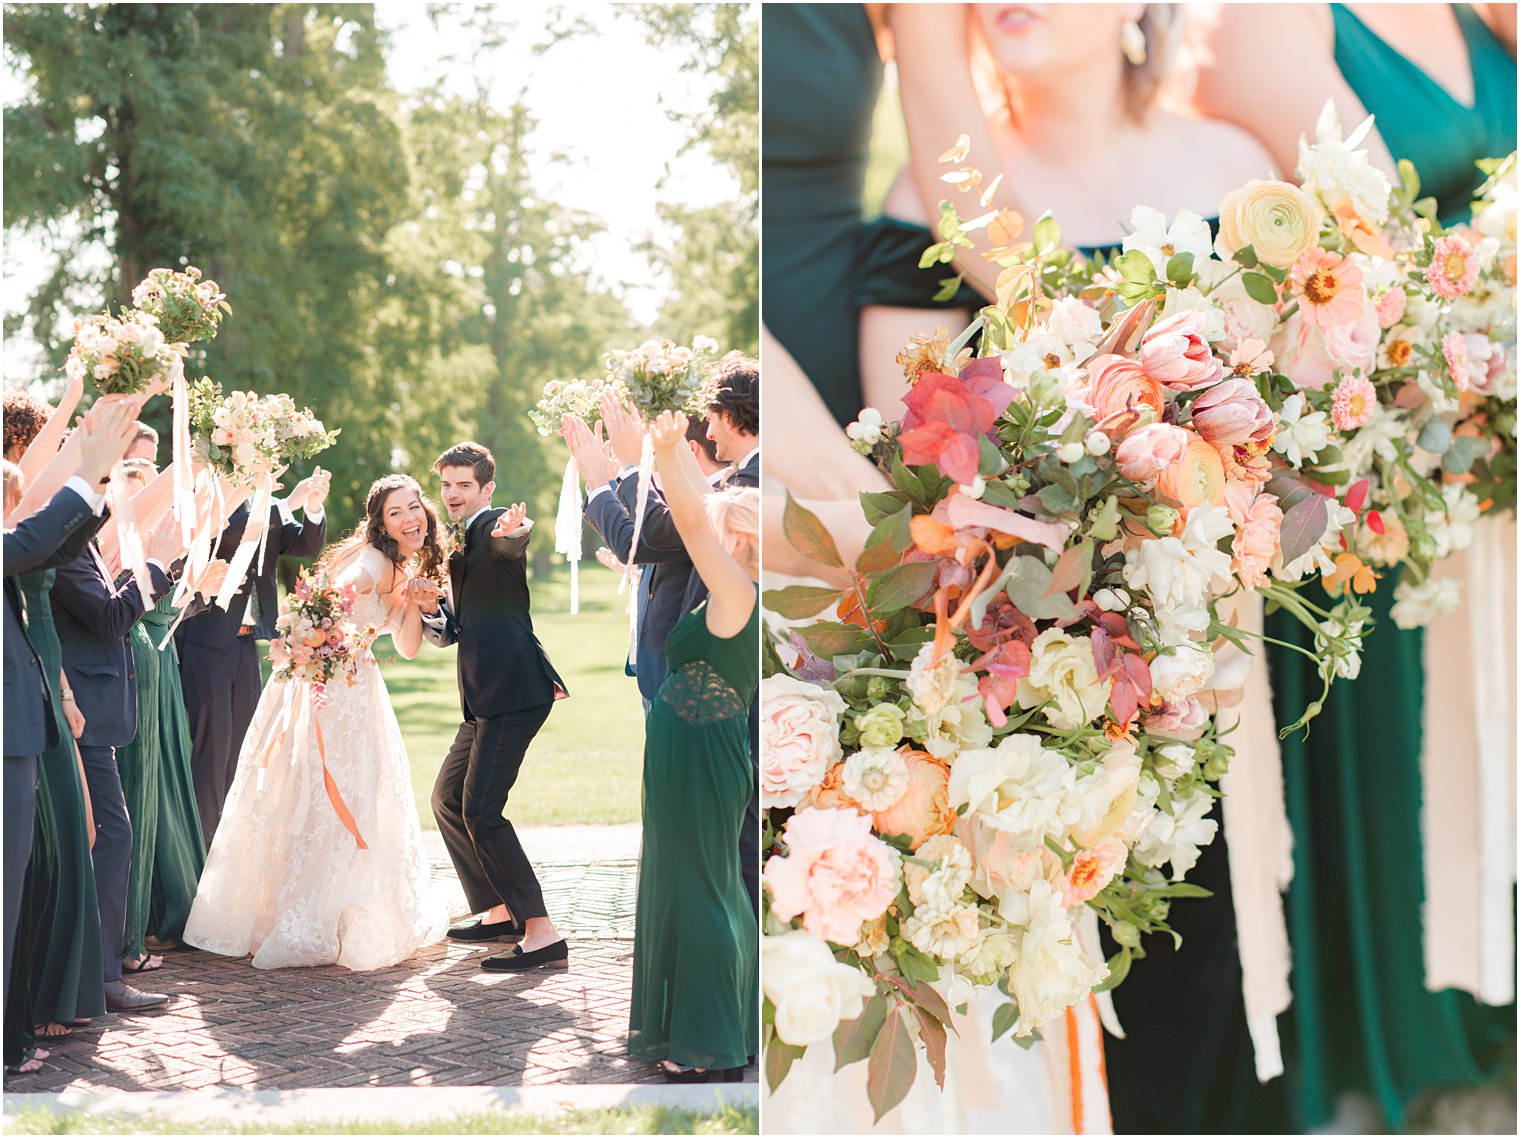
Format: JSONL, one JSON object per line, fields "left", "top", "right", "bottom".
{"left": 443, "top": 523, "right": 466, "bottom": 561}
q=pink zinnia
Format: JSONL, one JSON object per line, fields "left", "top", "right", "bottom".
{"left": 1331, "top": 372, "right": 1376, "bottom": 430}
{"left": 1289, "top": 248, "right": 1367, "bottom": 329}
{"left": 1064, "top": 839, "right": 1128, "bottom": 907}
{"left": 1374, "top": 287, "right": 1407, "bottom": 328}
{"left": 1426, "top": 234, "right": 1479, "bottom": 299}
{"left": 1442, "top": 330, "right": 1473, "bottom": 391}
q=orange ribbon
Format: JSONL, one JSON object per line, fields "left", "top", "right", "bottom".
{"left": 250, "top": 685, "right": 367, "bottom": 850}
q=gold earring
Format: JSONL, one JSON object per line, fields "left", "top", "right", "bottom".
{"left": 1121, "top": 19, "right": 1147, "bottom": 66}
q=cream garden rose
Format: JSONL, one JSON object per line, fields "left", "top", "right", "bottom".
{"left": 1017, "top": 629, "right": 1109, "bottom": 730}
{"left": 761, "top": 929, "right": 877, "bottom": 1046}
{"left": 947, "top": 734, "right": 1077, "bottom": 849}
{"left": 1216, "top": 179, "right": 1324, "bottom": 269}
{"left": 761, "top": 676, "right": 847, "bottom": 808}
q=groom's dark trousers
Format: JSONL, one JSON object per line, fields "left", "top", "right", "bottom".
{"left": 51, "top": 545, "right": 172, "bottom": 984}
{"left": 426, "top": 509, "right": 566, "bottom": 922}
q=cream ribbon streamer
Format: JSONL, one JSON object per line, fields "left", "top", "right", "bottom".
{"left": 1420, "top": 512, "right": 1516, "bottom": 1006}
{"left": 1214, "top": 590, "right": 1295, "bottom": 1082}
{"left": 621, "top": 433, "right": 656, "bottom": 618}
{"left": 106, "top": 465, "right": 153, "bottom": 610}
{"left": 553, "top": 456, "right": 582, "bottom": 615}
{"left": 214, "top": 471, "right": 274, "bottom": 611}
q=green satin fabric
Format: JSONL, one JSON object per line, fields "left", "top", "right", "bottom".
{"left": 142, "top": 598, "right": 205, "bottom": 942}
{"left": 1270, "top": 7, "right": 1517, "bottom": 1129}
{"left": 20, "top": 569, "right": 105, "bottom": 1023}
{"left": 761, "top": 2, "right": 883, "bottom": 427}
{"left": 117, "top": 621, "right": 162, "bottom": 962}
{"left": 627, "top": 600, "right": 759, "bottom": 1072}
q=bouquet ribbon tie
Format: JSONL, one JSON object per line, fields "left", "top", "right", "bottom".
{"left": 554, "top": 456, "right": 582, "bottom": 616}
{"left": 252, "top": 682, "right": 367, "bottom": 850}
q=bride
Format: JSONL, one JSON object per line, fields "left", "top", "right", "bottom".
{"left": 184, "top": 474, "right": 451, "bottom": 970}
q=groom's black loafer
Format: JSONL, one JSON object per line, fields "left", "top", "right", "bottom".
{"left": 480, "top": 940, "right": 569, "bottom": 972}
{"left": 446, "top": 918, "right": 524, "bottom": 944}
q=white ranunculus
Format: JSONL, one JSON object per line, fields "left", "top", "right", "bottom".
{"left": 1296, "top": 103, "right": 1392, "bottom": 224}
{"left": 1006, "top": 879, "right": 1109, "bottom": 1035}
{"left": 1122, "top": 205, "right": 1214, "bottom": 279}
{"left": 1123, "top": 504, "right": 1235, "bottom": 613}
{"left": 1148, "top": 641, "right": 1216, "bottom": 703}
{"left": 1390, "top": 576, "right": 1464, "bottom": 630}
{"left": 1046, "top": 296, "right": 1104, "bottom": 358}
{"left": 842, "top": 746, "right": 910, "bottom": 812}
{"left": 1426, "top": 485, "right": 1483, "bottom": 558}
{"left": 1271, "top": 393, "right": 1333, "bottom": 467}
{"left": 1017, "top": 629, "right": 1109, "bottom": 730}
{"left": 902, "top": 900, "right": 982, "bottom": 960}
{"left": 761, "top": 929, "right": 876, "bottom": 1046}
{"left": 1133, "top": 787, "right": 1219, "bottom": 881}
{"left": 1152, "top": 743, "right": 1198, "bottom": 781}
{"left": 1161, "top": 285, "right": 1228, "bottom": 343}
{"left": 760, "top": 676, "right": 847, "bottom": 808}
{"left": 907, "top": 641, "right": 961, "bottom": 717}
{"left": 902, "top": 833, "right": 975, "bottom": 909}
{"left": 947, "top": 734, "right": 1077, "bottom": 849}
{"left": 1067, "top": 740, "right": 1142, "bottom": 847}
{"left": 958, "top": 926, "right": 1019, "bottom": 986}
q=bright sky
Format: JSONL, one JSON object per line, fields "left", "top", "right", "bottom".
{"left": 3, "top": 2, "right": 748, "bottom": 387}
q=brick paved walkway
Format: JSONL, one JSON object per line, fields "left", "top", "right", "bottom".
{"left": 8, "top": 835, "right": 758, "bottom": 1094}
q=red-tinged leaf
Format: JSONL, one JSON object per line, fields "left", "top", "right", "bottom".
{"left": 763, "top": 584, "right": 848, "bottom": 621}
{"left": 1278, "top": 494, "right": 1331, "bottom": 568}
{"left": 1111, "top": 679, "right": 1138, "bottom": 726}
{"left": 1366, "top": 509, "right": 1386, "bottom": 535}
{"left": 1121, "top": 651, "right": 1153, "bottom": 703}
{"left": 1092, "top": 626, "right": 1119, "bottom": 680}
{"left": 867, "top": 1004, "right": 919, "bottom": 1123}
{"left": 833, "top": 994, "right": 889, "bottom": 1071}
{"left": 855, "top": 538, "right": 901, "bottom": 576}
{"left": 796, "top": 622, "right": 871, "bottom": 658}
{"left": 1044, "top": 540, "right": 1093, "bottom": 599}
{"left": 765, "top": 1037, "right": 805, "bottom": 1092}
{"left": 1094, "top": 296, "right": 1157, "bottom": 358}
{"left": 913, "top": 1006, "right": 950, "bottom": 1091}
{"left": 1346, "top": 478, "right": 1370, "bottom": 514}
{"left": 783, "top": 493, "right": 844, "bottom": 570}
{"left": 867, "top": 560, "right": 942, "bottom": 612}
{"left": 880, "top": 971, "right": 955, "bottom": 1025}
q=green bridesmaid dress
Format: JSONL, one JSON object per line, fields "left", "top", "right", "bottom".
{"left": 627, "top": 596, "right": 759, "bottom": 1072}
{"left": 762, "top": 3, "right": 883, "bottom": 427}
{"left": 143, "top": 597, "right": 206, "bottom": 943}
{"left": 116, "top": 620, "right": 162, "bottom": 966}
{"left": 21, "top": 568, "right": 105, "bottom": 1025}
{"left": 1268, "top": 5, "right": 1517, "bottom": 1130}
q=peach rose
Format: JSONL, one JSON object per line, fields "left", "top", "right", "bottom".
{"left": 1223, "top": 482, "right": 1284, "bottom": 589}
{"left": 1154, "top": 435, "right": 1227, "bottom": 508}
{"left": 872, "top": 748, "right": 956, "bottom": 851}
{"left": 956, "top": 813, "right": 1062, "bottom": 909}
{"left": 1114, "top": 423, "right": 1192, "bottom": 483}
{"left": 1273, "top": 303, "right": 1380, "bottom": 392}
{"left": 1139, "top": 311, "right": 1225, "bottom": 392}
{"left": 1356, "top": 511, "right": 1410, "bottom": 565}
{"left": 1142, "top": 697, "right": 1209, "bottom": 740}
{"left": 761, "top": 676, "right": 847, "bottom": 808}
{"left": 1216, "top": 179, "right": 1324, "bottom": 269}
{"left": 763, "top": 807, "right": 901, "bottom": 946}
{"left": 1189, "top": 378, "right": 1274, "bottom": 447}
{"left": 325, "top": 627, "right": 346, "bottom": 647}
{"left": 1083, "top": 354, "right": 1164, "bottom": 425}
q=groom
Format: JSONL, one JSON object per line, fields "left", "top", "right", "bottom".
{"left": 421, "top": 442, "right": 570, "bottom": 973}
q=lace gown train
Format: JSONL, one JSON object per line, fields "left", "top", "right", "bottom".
{"left": 184, "top": 551, "right": 449, "bottom": 970}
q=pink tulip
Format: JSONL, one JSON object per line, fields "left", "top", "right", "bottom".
{"left": 1189, "top": 378, "right": 1274, "bottom": 447}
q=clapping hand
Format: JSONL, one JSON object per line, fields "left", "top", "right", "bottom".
{"left": 144, "top": 508, "right": 190, "bottom": 567}
{"left": 75, "top": 399, "right": 142, "bottom": 486}
{"left": 492, "top": 502, "right": 528, "bottom": 538}
{"left": 193, "top": 558, "right": 231, "bottom": 599}
{"left": 649, "top": 410, "right": 689, "bottom": 453}
{"left": 598, "top": 394, "right": 645, "bottom": 467}
{"left": 595, "top": 547, "right": 628, "bottom": 575}
{"left": 559, "top": 415, "right": 620, "bottom": 488}
{"left": 405, "top": 576, "right": 444, "bottom": 615}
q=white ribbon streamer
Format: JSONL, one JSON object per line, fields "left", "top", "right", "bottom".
{"left": 214, "top": 471, "right": 273, "bottom": 611}
{"left": 622, "top": 433, "right": 656, "bottom": 618}
{"left": 106, "top": 464, "right": 153, "bottom": 610}
{"left": 171, "top": 367, "right": 194, "bottom": 545}
{"left": 553, "top": 456, "right": 582, "bottom": 616}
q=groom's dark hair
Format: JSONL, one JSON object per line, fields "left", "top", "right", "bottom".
{"left": 707, "top": 351, "right": 758, "bottom": 437}
{"left": 433, "top": 441, "right": 495, "bottom": 485}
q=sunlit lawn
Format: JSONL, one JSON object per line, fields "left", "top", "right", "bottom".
{"left": 373, "top": 563, "right": 645, "bottom": 828}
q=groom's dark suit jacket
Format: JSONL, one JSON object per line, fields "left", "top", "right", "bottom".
{"left": 426, "top": 508, "right": 567, "bottom": 718}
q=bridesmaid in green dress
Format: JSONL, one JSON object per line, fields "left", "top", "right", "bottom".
{"left": 143, "top": 592, "right": 206, "bottom": 947}
{"left": 1200, "top": 4, "right": 1517, "bottom": 1130}
{"left": 626, "top": 410, "right": 759, "bottom": 1082}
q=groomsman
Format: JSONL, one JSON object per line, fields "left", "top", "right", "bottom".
{"left": 176, "top": 471, "right": 329, "bottom": 845}
{"left": 52, "top": 472, "right": 191, "bottom": 1011}
{"left": 3, "top": 427, "right": 129, "bottom": 1009}
{"left": 573, "top": 414, "right": 728, "bottom": 711}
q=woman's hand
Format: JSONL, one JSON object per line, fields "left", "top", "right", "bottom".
{"left": 405, "top": 576, "right": 444, "bottom": 614}
{"left": 649, "top": 410, "right": 688, "bottom": 453}
{"left": 63, "top": 697, "right": 85, "bottom": 740}
{"left": 194, "top": 558, "right": 231, "bottom": 599}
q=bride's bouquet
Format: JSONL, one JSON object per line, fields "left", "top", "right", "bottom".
{"left": 761, "top": 106, "right": 1515, "bottom": 1117}
{"left": 603, "top": 334, "right": 721, "bottom": 418}
{"left": 130, "top": 265, "right": 230, "bottom": 345}
{"left": 269, "top": 567, "right": 377, "bottom": 707}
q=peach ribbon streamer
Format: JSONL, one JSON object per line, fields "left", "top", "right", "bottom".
{"left": 1214, "top": 590, "right": 1294, "bottom": 1082}
{"left": 1420, "top": 513, "right": 1516, "bottom": 1005}
{"left": 250, "top": 683, "right": 367, "bottom": 850}
{"left": 1046, "top": 994, "right": 1112, "bottom": 1135}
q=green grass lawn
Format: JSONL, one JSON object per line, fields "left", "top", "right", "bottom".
{"left": 4, "top": 1104, "right": 757, "bottom": 1135}
{"left": 373, "top": 563, "right": 645, "bottom": 828}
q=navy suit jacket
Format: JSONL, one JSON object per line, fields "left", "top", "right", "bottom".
{"left": 51, "top": 545, "right": 172, "bottom": 750}
{"left": 3, "top": 487, "right": 102, "bottom": 756}
{"left": 176, "top": 501, "right": 326, "bottom": 646}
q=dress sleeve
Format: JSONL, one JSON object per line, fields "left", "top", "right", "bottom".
{"left": 334, "top": 548, "right": 385, "bottom": 594}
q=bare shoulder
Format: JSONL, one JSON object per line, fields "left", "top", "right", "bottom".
{"left": 881, "top": 164, "right": 928, "bottom": 225}
{"left": 1164, "top": 112, "right": 1277, "bottom": 184}
{"left": 1207, "top": 3, "right": 1331, "bottom": 55}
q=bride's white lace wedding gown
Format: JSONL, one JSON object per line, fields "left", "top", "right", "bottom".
{"left": 184, "top": 549, "right": 450, "bottom": 970}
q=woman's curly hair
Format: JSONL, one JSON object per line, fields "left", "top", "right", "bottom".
{"left": 3, "top": 390, "right": 52, "bottom": 460}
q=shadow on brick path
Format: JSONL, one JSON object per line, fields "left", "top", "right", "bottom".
{"left": 6, "top": 851, "right": 757, "bottom": 1093}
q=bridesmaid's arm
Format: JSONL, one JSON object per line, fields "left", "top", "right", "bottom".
{"left": 17, "top": 373, "right": 84, "bottom": 484}
{"left": 1194, "top": 3, "right": 1397, "bottom": 181}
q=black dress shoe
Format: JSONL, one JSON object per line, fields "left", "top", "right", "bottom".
{"left": 660, "top": 1062, "right": 744, "bottom": 1084}
{"left": 480, "top": 939, "right": 568, "bottom": 972}
{"left": 446, "top": 918, "right": 524, "bottom": 943}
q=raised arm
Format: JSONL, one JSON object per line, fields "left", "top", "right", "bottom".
{"left": 649, "top": 411, "right": 755, "bottom": 637}
{"left": 17, "top": 372, "right": 85, "bottom": 484}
